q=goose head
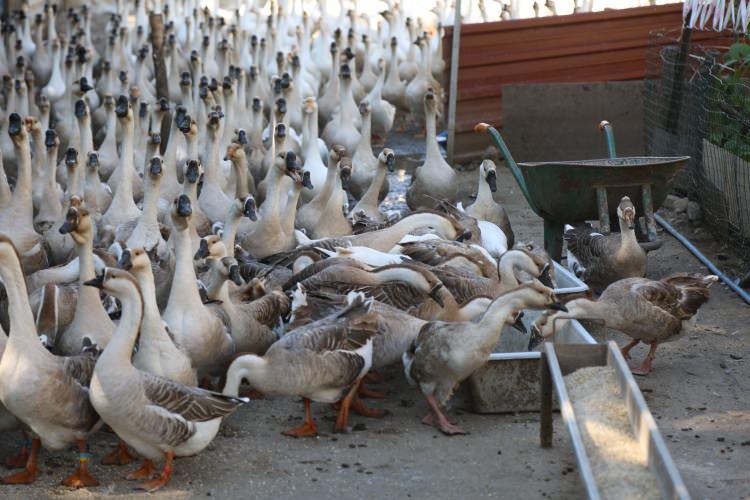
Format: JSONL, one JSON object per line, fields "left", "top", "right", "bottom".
{"left": 148, "top": 156, "right": 164, "bottom": 181}
{"left": 25, "top": 115, "right": 41, "bottom": 136}
{"left": 102, "top": 94, "right": 114, "bottom": 111}
{"left": 58, "top": 197, "right": 92, "bottom": 244}
{"left": 480, "top": 159, "right": 497, "bottom": 193}
{"left": 616, "top": 196, "right": 636, "bottom": 230}
{"left": 300, "top": 170, "right": 314, "bottom": 191}
{"left": 423, "top": 88, "right": 437, "bottom": 113}
{"left": 45, "top": 129, "right": 58, "bottom": 150}
{"left": 38, "top": 94, "right": 50, "bottom": 115}
{"left": 74, "top": 98, "right": 88, "bottom": 120}
{"left": 179, "top": 115, "right": 197, "bottom": 136}
{"left": 83, "top": 267, "right": 142, "bottom": 306}
{"left": 171, "top": 194, "right": 193, "bottom": 230}
{"left": 224, "top": 142, "right": 246, "bottom": 163}
{"left": 115, "top": 94, "right": 131, "bottom": 121}
{"left": 358, "top": 100, "right": 371, "bottom": 119}
{"left": 86, "top": 152, "right": 100, "bottom": 172}
{"left": 184, "top": 159, "right": 202, "bottom": 186}
{"left": 64, "top": 147, "right": 79, "bottom": 171}
{"left": 303, "top": 97, "right": 317, "bottom": 116}
{"left": 378, "top": 148, "right": 396, "bottom": 172}
{"left": 275, "top": 150, "right": 301, "bottom": 180}
{"left": 179, "top": 71, "right": 192, "bottom": 91}
{"left": 338, "top": 157, "right": 352, "bottom": 191}
{"left": 234, "top": 129, "right": 248, "bottom": 146}
{"left": 508, "top": 281, "right": 566, "bottom": 312}
{"left": 207, "top": 109, "right": 223, "bottom": 136}
{"left": 7, "top": 113, "right": 28, "bottom": 145}
{"left": 118, "top": 246, "right": 151, "bottom": 272}
{"left": 194, "top": 234, "right": 225, "bottom": 260}
{"left": 208, "top": 256, "right": 244, "bottom": 287}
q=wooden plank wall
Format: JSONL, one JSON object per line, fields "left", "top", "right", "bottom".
{"left": 443, "top": 3, "right": 724, "bottom": 142}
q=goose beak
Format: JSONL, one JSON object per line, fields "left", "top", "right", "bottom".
{"left": 177, "top": 195, "right": 192, "bottom": 217}
{"left": 83, "top": 272, "right": 105, "bottom": 289}
{"left": 229, "top": 265, "right": 243, "bottom": 286}
{"left": 548, "top": 301, "right": 568, "bottom": 312}
{"left": 510, "top": 311, "right": 527, "bottom": 334}
{"left": 194, "top": 238, "right": 209, "bottom": 260}
{"left": 538, "top": 263, "right": 553, "bottom": 288}
{"left": 243, "top": 197, "right": 258, "bottom": 220}
{"left": 428, "top": 283, "right": 444, "bottom": 307}
{"left": 8, "top": 113, "right": 22, "bottom": 136}
{"left": 74, "top": 99, "right": 87, "bottom": 118}
{"left": 302, "top": 171, "right": 314, "bottom": 190}
{"left": 527, "top": 324, "right": 544, "bottom": 351}
{"left": 44, "top": 130, "right": 57, "bottom": 148}
{"left": 118, "top": 250, "right": 132, "bottom": 270}
{"left": 340, "top": 166, "right": 351, "bottom": 190}
{"left": 386, "top": 154, "right": 395, "bottom": 172}
{"left": 237, "top": 129, "right": 248, "bottom": 145}
{"left": 185, "top": 161, "right": 200, "bottom": 183}
{"left": 486, "top": 169, "right": 497, "bottom": 193}
{"left": 149, "top": 158, "right": 163, "bottom": 176}
{"left": 277, "top": 100, "right": 287, "bottom": 116}
{"left": 455, "top": 229, "right": 472, "bottom": 242}
{"left": 79, "top": 77, "right": 93, "bottom": 92}
{"left": 58, "top": 220, "right": 76, "bottom": 234}
{"left": 115, "top": 95, "right": 129, "bottom": 117}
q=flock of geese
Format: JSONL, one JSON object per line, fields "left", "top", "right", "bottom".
{"left": 0, "top": 0, "right": 716, "bottom": 493}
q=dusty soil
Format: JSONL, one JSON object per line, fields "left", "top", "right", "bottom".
{"left": 0, "top": 134, "right": 748, "bottom": 499}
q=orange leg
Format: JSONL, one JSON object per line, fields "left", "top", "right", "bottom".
{"left": 350, "top": 395, "right": 388, "bottom": 418}
{"left": 281, "top": 398, "right": 318, "bottom": 437}
{"left": 2, "top": 437, "right": 40, "bottom": 484}
{"left": 137, "top": 451, "right": 173, "bottom": 492}
{"left": 101, "top": 439, "right": 136, "bottom": 465}
{"left": 61, "top": 439, "right": 99, "bottom": 488}
{"left": 127, "top": 459, "right": 157, "bottom": 480}
{"left": 631, "top": 341, "right": 659, "bottom": 376}
{"left": 620, "top": 338, "right": 640, "bottom": 360}
{"left": 364, "top": 371, "right": 386, "bottom": 384}
{"left": 334, "top": 382, "right": 360, "bottom": 433}
{"left": 425, "top": 394, "right": 466, "bottom": 436}
{"left": 5, "top": 431, "right": 30, "bottom": 469}
{"left": 358, "top": 383, "right": 389, "bottom": 399}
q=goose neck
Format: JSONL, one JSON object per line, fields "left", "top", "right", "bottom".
{"left": 100, "top": 284, "right": 143, "bottom": 365}
{"left": 141, "top": 177, "right": 161, "bottom": 223}
{"left": 0, "top": 250, "right": 37, "bottom": 341}
{"left": 169, "top": 225, "right": 203, "bottom": 308}
{"left": 358, "top": 163, "right": 387, "bottom": 208}
{"left": 232, "top": 158, "right": 249, "bottom": 199}
{"left": 14, "top": 136, "right": 32, "bottom": 198}
{"left": 223, "top": 354, "right": 267, "bottom": 396}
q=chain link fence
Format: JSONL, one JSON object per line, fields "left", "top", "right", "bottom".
{"left": 644, "top": 29, "right": 750, "bottom": 261}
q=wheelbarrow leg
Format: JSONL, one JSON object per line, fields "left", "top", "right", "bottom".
{"left": 543, "top": 219, "right": 564, "bottom": 262}
{"left": 641, "top": 184, "right": 658, "bottom": 242}
{"left": 596, "top": 187, "right": 611, "bottom": 233}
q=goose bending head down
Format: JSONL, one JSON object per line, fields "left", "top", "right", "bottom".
{"left": 403, "top": 282, "right": 566, "bottom": 435}
{"left": 85, "top": 268, "right": 247, "bottom": 492}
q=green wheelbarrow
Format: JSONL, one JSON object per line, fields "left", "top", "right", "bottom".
{"left": 475, "top": 121, "right": 689, "bottom": 261}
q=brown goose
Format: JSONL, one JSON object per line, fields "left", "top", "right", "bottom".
{"left": 564, "top": 196, "right": 647, "bottom": 291}
{"left": 534, "top": 273, "right": 717, "bottom": 375}
{"left": 85, "top": 268, "right": 247, "bottom": 492}
{"left": 224, "top": 294, "right": 378, "bottom": 436}
{"left": 403, "top": 282, "right": 566, "bottom": 435}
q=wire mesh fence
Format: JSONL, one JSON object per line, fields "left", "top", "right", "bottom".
{"left": 644, "top": 28, "right": 750, "bottom": 261}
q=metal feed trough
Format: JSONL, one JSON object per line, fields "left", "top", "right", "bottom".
{"left": 541, "top": 342, "right": 691, "bottom": 500}
{"left": 465, "top": 261, "right": 591, "bottom": 413}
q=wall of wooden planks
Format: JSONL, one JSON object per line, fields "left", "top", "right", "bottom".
{"left": 443, "top": 3, "right": 726, "bottom": 158}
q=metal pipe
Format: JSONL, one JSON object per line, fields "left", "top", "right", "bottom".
{"left": 654, "top": 213, "right": 750, "bottom": 305}
{"left": 446, "top": 0, "right": 462, "bottom": 164}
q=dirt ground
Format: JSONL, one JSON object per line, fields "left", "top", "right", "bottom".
{"left": 0, "top": 135, "right": 748, "bottom": 499}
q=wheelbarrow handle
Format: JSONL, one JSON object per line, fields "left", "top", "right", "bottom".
{"left": 474, "top": 122, "right": 535, "bottom": 210}
{"left": 598, "top": 120, "right": 617, "bottom": 159}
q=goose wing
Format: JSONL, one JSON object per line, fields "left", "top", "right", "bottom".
{"left": 247, "top": 291, "right": 290, "bottom": 327}
{"left": 608, "top": 279, "right": 683, "bottom": 338}
{"left": 563, "top": 224, "right": 615, "bottom": 264}
{"left": 137, "top": 372, "right": 247, "bottom": 446}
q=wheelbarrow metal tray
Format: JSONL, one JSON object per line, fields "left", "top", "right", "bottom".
{"left": 552, "top": 260, "right": 588, "bottom": 297}
{"left": 516, "top": 156, "right": 689, "bottom": 223}
{"left": 545, "top": 342, "right": 690, "bottom": 500}
{"left": 466, "top": 309, "right": 596, "bottom": 414}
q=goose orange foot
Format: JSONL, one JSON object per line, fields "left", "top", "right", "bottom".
{"left": 240, "top": 389, "right": 265, "bottom": 399}
{"left": 350, "top": 396, "right": 388, "bottom": 418}
{"left": 127, "top": 460, "right": 157, "bottom": 480}
{"left": 101, "top": 439, "right": 135, "bottom": 465}
{"left": 5, "top": 445, "right": 29, "bottom": 469}
{"left": 425, "top": 394, "right": 466, "bottom": 436}
{"left": 2, "top": 438, "right": 40, "bottom": 484}
{"left": 61, "top": 440, "right": 99, "bottom": 488}
{"left": 137, "top": 452, "right": 173, "bottom": 493}
{"left": 282, "top": 398, "right": 318, "bottom": 437}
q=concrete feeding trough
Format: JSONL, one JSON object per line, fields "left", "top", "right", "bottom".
{"left": 465, "top": 262, "right": 591, "bottom": 413}
{"left": 541, "top": 342, "right": 690, "bottom": 500}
